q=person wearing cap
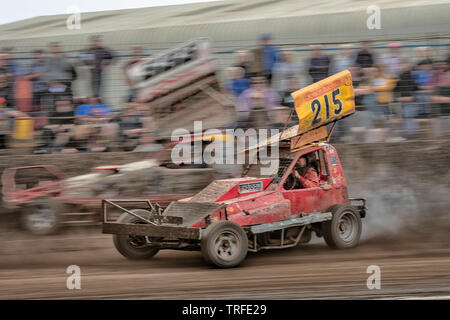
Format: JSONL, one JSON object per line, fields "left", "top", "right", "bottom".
{"left": 81, "top": 35, "right": 114, "bottom": 98}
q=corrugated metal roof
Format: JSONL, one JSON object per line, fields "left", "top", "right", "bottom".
{"left": 0, "top": 0, "right": 449, "bottom": 42}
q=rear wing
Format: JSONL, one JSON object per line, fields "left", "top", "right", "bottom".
{"left": 293, "top": 69, "right": 355, "bottom": 135}
{"left": 244, "top": 70, "right": 355, "bottom": 153}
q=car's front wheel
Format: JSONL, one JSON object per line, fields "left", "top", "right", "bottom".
{"left": 322, "top": 204, "right": 362, "bottom": 249}
{"left": 201, "top": 221, "right": 248, "bottom": 268}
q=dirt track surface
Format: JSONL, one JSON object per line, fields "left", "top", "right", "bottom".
{"left": 1, "top": 229, "right": 449, "bottom": 300}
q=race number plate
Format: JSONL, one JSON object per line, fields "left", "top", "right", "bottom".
{"left": 238, "top": 181, "right": 263, "bottom": 194}
{"left": 292, "top": 70, "right": 355, "bottom": 135}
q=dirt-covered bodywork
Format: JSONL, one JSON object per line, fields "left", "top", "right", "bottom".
{"left": 102, "top": 143, "right": 367, "bottom": 267}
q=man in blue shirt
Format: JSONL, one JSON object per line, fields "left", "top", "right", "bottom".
{"left": 257, "top": 34, "right": 280, "bottom": 83}
{"left": 225, "top": 67, "right": 251, "bottom": 97}
{"left": 75, "top": 96, "right": 113, "bottom": 123}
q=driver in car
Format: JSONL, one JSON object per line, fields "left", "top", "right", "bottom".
{"left": 292, "top": 155, "right": 320, "bottom": 189}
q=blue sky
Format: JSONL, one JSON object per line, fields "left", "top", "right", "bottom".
{"left": 1, "top": 0, "right": 220, "bottom": 25}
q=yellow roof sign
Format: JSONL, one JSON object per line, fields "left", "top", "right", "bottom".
{"left": 292, "top": 70, "right": 355, "bottom": 135}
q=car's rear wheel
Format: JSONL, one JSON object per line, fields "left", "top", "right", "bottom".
{"left": 113, "top": 209, "right": 160, "bottom": 260}
{"left": 201, "top": 221, "right": 248, "bottom": 268}
{"left": 21, "top": 197, "right": 62, "bottom": 235}
{"left": 322, "top": 204, "right": 362, "bottom": 249}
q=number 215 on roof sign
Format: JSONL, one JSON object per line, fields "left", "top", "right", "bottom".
{"left": 291, "top": 70, "right": 355, "bottom": 135}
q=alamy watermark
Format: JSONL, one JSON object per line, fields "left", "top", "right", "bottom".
{"left": 66, "top": 5, "right": 81, "bottom": 30}
{"left": 171, "top": 121, "right": 280, "bottom": 175}
{"left": 66, "top": 265, "right": 81, "bottom": 290}
{"left": 366, "top": 5, "right": 381, "bottom": 30}
{"left": 366, "top": 265, "right": 381, "bottom": 289}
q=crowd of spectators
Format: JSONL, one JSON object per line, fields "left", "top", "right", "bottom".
{"left": 0, "top": 35, "right": 160, "bottom": 154}
{"left": 0, "top": 34, "right": 449, "bottom": 154}
{"left": 224, "top": 35, "right": 450, "bottom": 141}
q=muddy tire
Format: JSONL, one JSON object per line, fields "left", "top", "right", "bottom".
{"left": 201, "top": 221, "right": 248, "bottom": 268}
{"left": 322, "top": 204, "right": 362, "bottom": 249}
{"left": 21, "top": 197, "right": 62, "bottom": 235}
{"left": 113, "top": 209, "right": 160, "bottom": 260}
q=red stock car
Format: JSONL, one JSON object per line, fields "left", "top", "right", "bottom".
{"left": 103, "top": 143, "right": 367, "bottom": 268}
{"left": 102, "top": 70, "right": 367, "bottom": 267}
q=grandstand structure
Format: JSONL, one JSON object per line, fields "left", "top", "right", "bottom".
{"left": 0, "top": 0, "right": 449, "bottom": 107}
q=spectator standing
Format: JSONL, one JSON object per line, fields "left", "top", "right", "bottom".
{"left": 431, "top": 70, "right": 450, "bottom": 116}
{"left": 2, "top": 47, "right": 22, "bottom": 79}
{"left": 431, "top": 60, "right": 449, "bottom": 87}
{"left": 360, "top": 66, "right": 396, "bottom": 126}
{"left": 349, "top": 64, "right": 364, "bottom": 105}
{"left": 447, "top": 44, "right": 450, "bottom": 64}
{"left": 415, "top": 46, "right": 434, "bottom": 66}
{"left": 412, "top": 58, "right": 434, "bottom": 116}
{"left": 333, "top": 44, "right": 355, "bottom": 73}
{"left": 25, "top": 50, "right": 47, "bottom": 111}
{"left": 123, "top": 45, "right": 145, "bottom": 102}
{"left": 236, "top": 77, "right": 281, "bottom": 129}
{"left": 1, "top": 48, "right": 23, "bottom": 109}
{"left": 42, "top": 42, "right": 77, "bottom": 109}
{"left": 382, "top": 42, "right": 405, "bottom": 78}
{"left": 0, "top": 53, "right": 13, "bottom": 106}
{"left": 253, "top": 34, "right": 280, "bottom": 82}
{"left": 279, "top": 77, "right": 300, "bottom": 109}
{"left": 232, "top": 50, "right": 255, "bottom": 79}
{"left": 334, "top": 64, "right": 363, "bottom": 142}
{"left": 308, "top": 45, "right": 331, "bottom": 83}
{"left": 355, "top": 41, "right": 375, "bottom": 69}
{"left": 272, "top": 50, "right": 302, "bottom": 95}
{"left": 394, "top": 62, "right": 420, "bottom": 137}
{"left": 81, "top": 35, "right": 114, "bottom": 99}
